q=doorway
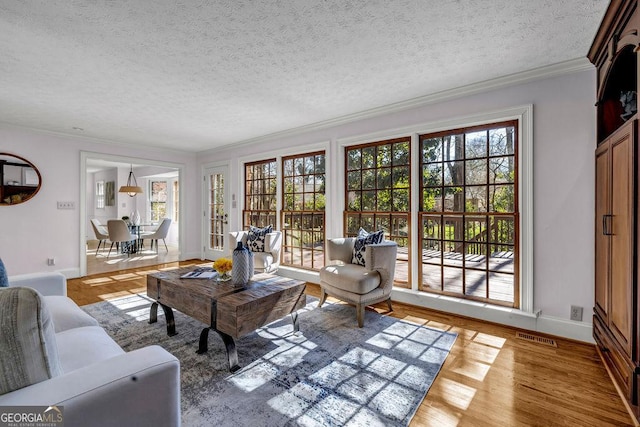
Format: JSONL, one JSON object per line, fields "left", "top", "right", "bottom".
{"left": 80, "top": 152, "right": 185, "bottom": 276}
{"left": 204, "top": 165, "right": 229, "bottom": 260}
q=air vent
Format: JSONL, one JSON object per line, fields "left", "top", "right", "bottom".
{"left": 516, "top": 331, "right": 557, "bottom": 347}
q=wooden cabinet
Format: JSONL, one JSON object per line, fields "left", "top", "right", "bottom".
{"left": 589, "top": 0, "right": 640, "bottom": 420}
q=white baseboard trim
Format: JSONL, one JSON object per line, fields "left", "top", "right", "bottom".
{"left": 536, "top": 314, "right": 594, "bottom": 344}
{"left": 182, "top": 251, "right": 203, "bottom": 261}
{"left": 59, "top": 268, "right": 81, "bottom": 279}
{"left": 276, "top": 269, "right": 594, "bottom": 343}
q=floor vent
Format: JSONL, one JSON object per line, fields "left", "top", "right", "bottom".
{"left": 516, "top": 331, "right": 557, "bottom": 347}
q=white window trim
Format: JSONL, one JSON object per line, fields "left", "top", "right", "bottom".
{"left": 336, "top": 105, "right": 534, "bottom": 314}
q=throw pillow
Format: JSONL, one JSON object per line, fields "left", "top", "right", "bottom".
{"left": 351, "top": 228, "right": 384, "bottom": 266}
{"left": 0, "top": 258, "right": 7, "bottom": 287}
{"left": 247, "top": 225, "right": 273, "bottom": 252}
{"left": 0, "top": 287, "right": 63, "bottom": 395}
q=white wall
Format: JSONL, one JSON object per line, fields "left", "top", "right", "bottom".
{"left": 0, "top": 128, "right": 200, "bottom": 276}
{"left": 197, "top": 69, "right": 597, "bottom": 340}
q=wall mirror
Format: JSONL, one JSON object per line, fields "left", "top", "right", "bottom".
{"left": 0, "top": 153, "right": 42, "bottom": 205}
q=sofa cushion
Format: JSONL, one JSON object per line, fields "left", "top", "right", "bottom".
{"left": 0, "top": 287, "right": 63, "bottom": 395}
{"left": 320, "top": 264, "right": 381, "bottom": 295}
{"left": 351, "top": 228, "right": 384, "bottom": 266}
{"left": 0, "top": 258, "right": 8, "bottom": 287}
{"left": 247, "top": 225, "right": 272, "bottom": 252}
{"left": 252, "top": 251, "right": 274, "bottom": 271}
{"left": 55, "top": 326, "right": 125, "bottom": 373}
{"left": 43, "top": 296, "right": 99, "bottom": 333}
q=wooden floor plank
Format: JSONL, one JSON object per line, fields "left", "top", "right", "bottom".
{"left": 67, "top": 260, "right": 634, "bottom": 427}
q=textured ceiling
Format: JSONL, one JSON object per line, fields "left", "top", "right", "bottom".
{"left": 0, "top": 0, "right": 608, "bottom": 152}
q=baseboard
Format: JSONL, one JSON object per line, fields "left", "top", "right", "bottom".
{"left": 59, "top": 268, "right": 81, "bottom": 279}
{"left": 536, "top": 314, "right": 594, "bottom": 344}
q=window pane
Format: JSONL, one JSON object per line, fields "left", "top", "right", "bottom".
{"left": 465, "top": 130, "right": 487, "bottom": 159}
{"left": 422, "top": 137, "right": 442, "bottom": 163}
{"left": 422, "top": 188, "right": 442, "bottom": 212}
{"left": 489, "top": 185, "right": 515, "bottom": 212}
{"left": 465, "top": 159, "right": 487, "bottom": 185}
{"left": 489, "top": 126, "right": 515, "bottom": 156}
{"left": 466, "top": 186, "right": 487, "bottom": 212}
{"left": 423, "top": 163, "right": 442, "bottom": 187}
{"left": 444, "top": 161, "right": 463, "bottom": 186}
{"left": 347, "top": 171, "right": 361, "bottom": 190}
{"left": 489, "top": 157, "right": 514, "bottom": 184}
{"left": 347, "top": 149, "right": 361, "bottom": 170}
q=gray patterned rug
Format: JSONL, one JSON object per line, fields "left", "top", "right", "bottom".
{"left": 82, "top": 294, "right": 456, "bottom": 427}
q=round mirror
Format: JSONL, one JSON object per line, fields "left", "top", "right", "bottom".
{"left": 0, "top": 153, "right": 42, "bottom": 205}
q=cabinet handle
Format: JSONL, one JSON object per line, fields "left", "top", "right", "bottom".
{"left": 603, "top": 215, "right": 613, "bottom": 236}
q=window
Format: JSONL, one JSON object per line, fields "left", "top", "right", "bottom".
{"left": 281, "top": 151, "right": 326, "bottom": 270}
{"left": 95, "top": 181, "right": 105, "bottom": 209}
{"left": 419, "top": 121, "right": 518, "bottom": 307}
{"left": 173, "top": 180, "right": 179, "bottom": 222}
{"left": 150, "top": 181, "right": 167, "bottom": 222}
{"left": 243, "top": 159, "right": 277, "bottom": 228}
{"left": 344, "top": 137, "right": 410, "bottom": 287}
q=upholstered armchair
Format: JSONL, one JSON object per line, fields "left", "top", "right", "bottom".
{"left": 228, "top": 230, "right": 282, "bottom": 273}
{"left": 318, "top": 237, "right": 398, "bottom": 327}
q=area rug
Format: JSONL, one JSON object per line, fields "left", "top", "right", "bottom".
{"left": 83, "top": 294, "right": 457, "bottom": 427}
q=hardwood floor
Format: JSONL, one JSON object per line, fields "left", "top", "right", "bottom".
{"left": 67, "top": 261, "right": 634, "bottom": 427}
{"left": 86, "top": 238, "right": 180, "bottom": 276}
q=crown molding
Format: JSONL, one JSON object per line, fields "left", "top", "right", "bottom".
{"left": 0, "top": 121, "right": 193, "bottom": 156}
{"left": 202, "top": 57, "right": 592, "bottom": 155}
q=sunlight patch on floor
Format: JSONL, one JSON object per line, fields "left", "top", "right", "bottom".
{"left": 438, "top": 377, "right": 477, "bottom": 410}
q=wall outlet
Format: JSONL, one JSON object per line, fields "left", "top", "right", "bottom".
{"left": 47, "top": 258, "right": 55, "bottom": 266}
{"left": 57, "top": 201, "right": 75, "bottom": 209}
{"left": 570, "top": 305, "right": 583, "bottom": 321}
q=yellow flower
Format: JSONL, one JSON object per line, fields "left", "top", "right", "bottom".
{"left": 213, "top": 257, "right": 232, "bottom": 274}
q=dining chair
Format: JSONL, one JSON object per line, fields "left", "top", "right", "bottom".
{"left": 90, "top": 219, "right": 109, "bottom": 256}
{"left": 106, "top": 219, "right": 135, "bottom": 257}
{"left": 140, "top": 218, "right": 172, "bottom": 252}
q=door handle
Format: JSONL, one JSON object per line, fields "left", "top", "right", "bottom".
{"left": 603, "top": 215, "right": 613, "bottom": 236}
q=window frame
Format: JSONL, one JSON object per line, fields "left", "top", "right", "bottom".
{"left": 281, "top": 150, "right": 326, "bottom": 271}
{"left": 243, "top": 158, "right": 277, "bottom": 229}
{"left": 343, "top": 136, "right": 412, "bottom": 287}
{"left": 149, "top": 180, "right": 168, "bottom": 222}
{"left": 418, "top": 120, "right": 519, "bottom": 308}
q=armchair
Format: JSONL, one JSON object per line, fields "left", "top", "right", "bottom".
{"left": 318, "top": 237, "right": 398, "bottom": 327}
{"left": 228, "top": 230, "right": 282, "bottom": 273}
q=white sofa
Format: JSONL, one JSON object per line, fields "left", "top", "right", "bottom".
{"left": 0, "top": 272, "right": 181, "bottom": 427}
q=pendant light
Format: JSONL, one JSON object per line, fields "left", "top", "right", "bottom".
{"left": 119, "top": 165, "right": 143, "bottom": 197}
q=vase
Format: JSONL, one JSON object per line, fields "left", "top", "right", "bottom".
{"left": 232, "top": 241, "right": 253, "bottom": 286}
{"left": 131, "top": 210, "right": 141, "bottom": 226}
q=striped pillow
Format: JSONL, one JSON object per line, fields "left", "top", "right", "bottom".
{"left": 0, "top": 287, "right": 63, "bottom": 395}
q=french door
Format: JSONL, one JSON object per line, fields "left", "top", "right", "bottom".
{"left": 204, "top": 165, "right": 229, "bottom": 260}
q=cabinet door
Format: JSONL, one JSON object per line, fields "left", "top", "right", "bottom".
{"left": 609, "top": 121, "right": 635, "bottom": 357}
{"left": 595, "top": 142, "right": 610, "bottom": 323}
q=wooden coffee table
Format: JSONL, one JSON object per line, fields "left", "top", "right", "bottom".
{"left": 146, "top": 268, "right": 306, "bottom": 372}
